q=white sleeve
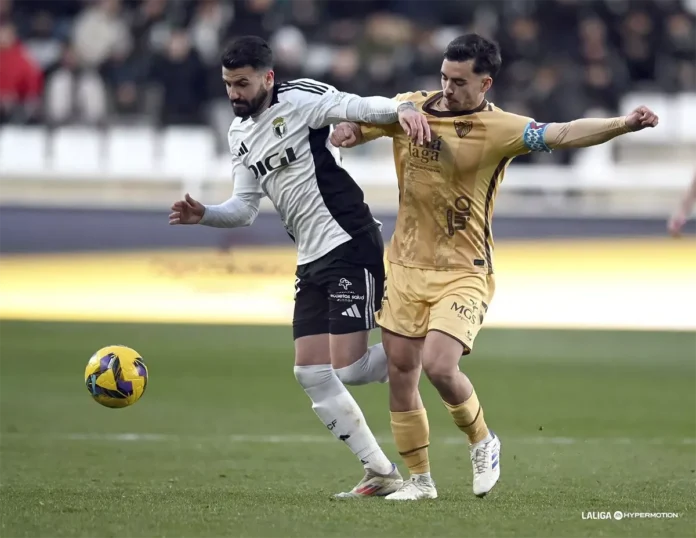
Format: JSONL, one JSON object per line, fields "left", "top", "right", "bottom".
{"left": 301, "top": 83, "right": 402, "bottom": 129}
{"left": 199, "top": 163, "right": 263, "bottom": 228}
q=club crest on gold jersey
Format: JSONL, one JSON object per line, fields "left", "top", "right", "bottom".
{"left": 454, "top": 120, "right": 473, "bottom": 138}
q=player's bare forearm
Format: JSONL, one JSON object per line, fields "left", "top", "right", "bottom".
{"left": 544, "top": 117, "right": 631, "bottom": 149}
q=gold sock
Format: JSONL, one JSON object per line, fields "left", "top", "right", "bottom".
{"left": 390, "top": 409, "right": 430, "bottom": 475}
{"left": 443, "top": 389, "right": 490, "bottom": 444}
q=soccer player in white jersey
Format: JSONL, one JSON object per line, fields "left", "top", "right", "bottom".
{"left": 169, "top": 36, "right": 430, "bottom": 498}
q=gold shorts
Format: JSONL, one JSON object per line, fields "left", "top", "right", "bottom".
{"left": 375, "top": 262, "right": 495, "bottom": 353}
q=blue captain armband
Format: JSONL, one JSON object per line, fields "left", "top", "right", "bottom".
{"left": 522, "top": 121, "right": 552, "bottom": 152}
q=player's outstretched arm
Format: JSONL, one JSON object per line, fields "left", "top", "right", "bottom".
{"left": 168, "top": 192, "right": 261, "bottom": 228}
{"left": 200, "top": 191, "right": 262, "bottom": 228}
{"left": 305, "top": 83, "right": 430, "bottom": 145}
{"left": 340, "top": 96, "right": 429, "bottom": 144}
{"left": 668, "top": 172, "right": 696, "bottom": 237}
{"left": 169, "top": 167, "right": 262, "bottom": 228}
{"left": 542, "top": 106, "right": 659, "bottom": 150}
{"left": 342, "top": 97, "right": 429, "bottom": 144}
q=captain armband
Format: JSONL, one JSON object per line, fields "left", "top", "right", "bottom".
{"left": 522, "top": 121, "right": 552, "bottom": 153}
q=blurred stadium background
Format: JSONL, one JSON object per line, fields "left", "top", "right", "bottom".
{"left": 1, "top": 0, "right": 695, "bottom": 327}
{"left": 0, "top": 1, "right": 695, "bottom": 537}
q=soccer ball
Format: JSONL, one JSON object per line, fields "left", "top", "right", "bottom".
{"left": 84, "top": 345, "right": 148, "bottom": 408}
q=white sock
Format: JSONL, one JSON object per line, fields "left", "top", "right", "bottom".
{"left": 334, "top": 343, "right": 389, "bottom": 386}
{"left": 294, "top": 364, "right": 393, "bottom": 474}
{"left": 472, "top": 432, "right": 494, "bottom": 447}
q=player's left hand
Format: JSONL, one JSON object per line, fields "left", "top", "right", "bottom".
{"left": 397, "top": 102, "right": 431, "bottom": 145}
{"left": 169, "top": 193, "right": 205, "bottom": 225}
{"left": 625, "top": 106, "right": 659, "bottom": 132}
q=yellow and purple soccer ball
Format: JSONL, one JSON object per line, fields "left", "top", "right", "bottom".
{"left": 84, "top": 345, "right": 148, "bottom": 408}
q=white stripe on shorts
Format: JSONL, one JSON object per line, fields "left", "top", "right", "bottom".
{"left": 364, "top": 268, "right": 374, "bottom": 329}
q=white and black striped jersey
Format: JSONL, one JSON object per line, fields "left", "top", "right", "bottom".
{"left": 202, "top": 78, "right": 402, "bottom": 265}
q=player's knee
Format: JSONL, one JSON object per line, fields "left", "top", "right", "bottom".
{"left": 331, "top": 341, "right": 369, "bottom": 385}
{"left": 383, "top": 336, "right": 421, "bottom": 375}
{"left": 422, "top": 353, "right": 459, "bottom": 388}
{"left": 330, "top": 346, "right": 363, "bottom": 373}
{"left": 334, "top": 361, "right": 365, "bottom": 385}
{"left": 334, "top": 342, "right": 389, "bottom": 386}
{"left": 388, "top": 354, "right": 419, "bottom": 376}
{"left": 334, "top": 364, "right": 362, "bottom": 386}
{"left": 293, "top": 364, "right": 333, "bottom": 389}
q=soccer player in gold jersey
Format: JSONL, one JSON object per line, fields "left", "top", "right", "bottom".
{"left": 330, "top": 34, "right": 659, "bottom": 501}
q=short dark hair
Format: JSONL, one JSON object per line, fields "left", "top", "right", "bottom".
{"left": 444, "top": 34, "right": 502, "bottom": 78}
{"left": 221, "top": 36, "right": 273, "bottom": 71}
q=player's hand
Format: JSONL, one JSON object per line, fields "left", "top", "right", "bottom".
{"left": 169, "top": 193, "right": 205, "bottom": 225}
{"left": 625, "top": 106, "right": 659, "bottom": 132}
{"left": 330, "top": 122, "right": 359, "bottom": 148}
{"left": 397, "top": 102, "right": 431, "bottom": 146}
{"left": 668, "top": 209, "right": 688, "bottom": 237}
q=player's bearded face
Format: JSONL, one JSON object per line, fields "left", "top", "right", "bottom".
{"left": 230, "top": 84, "right": 269, "bottom": 118}
{"left": 441, "top": 59, "right": 492, "bottom": 112}
{"left": 223, "top": 67, "right": 273, "bottom": 119}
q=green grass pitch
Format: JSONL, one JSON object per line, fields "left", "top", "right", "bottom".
{"left": 1, "top": 321, "right": 694, "bottom": 537}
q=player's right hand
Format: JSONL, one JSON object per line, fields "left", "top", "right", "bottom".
{"left": 169, "top": 193, "right": 205, "bottom": 225}
{"left": 625, "top": 105, "right": 659, "bottom": 131}
{"left": 668, "top": 209, "right": 688, "bottom": 237}
{"left": 397, "top": 102, "right": 431, "bottom": 146}
{"left": 330, "top": 122, "right": 359, "bottom": 148}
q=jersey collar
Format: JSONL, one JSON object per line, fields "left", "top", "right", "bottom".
{"left": 423, "top": 93, "right": 488, "bottom": 117}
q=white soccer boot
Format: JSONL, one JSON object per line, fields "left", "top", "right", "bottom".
{"left": 334, "top": 463, "right": 403, "bottom": 498}
{"left": 384, "top": 474, "right": 438, "bottom": 501}
{"left": 470, "top": 431, "right": 501, "bottom": 497}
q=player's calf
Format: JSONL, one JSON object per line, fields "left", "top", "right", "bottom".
{"left": 421, "top": 331, "right": 472, "bottom": 403}
{"left": 381, "top": 329, "right": 435, "bottom": 499}
{"left": 422, "top": 332, "right": 490, "bottom": 443}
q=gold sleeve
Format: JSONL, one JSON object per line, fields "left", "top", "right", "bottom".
{"left": 491, "top": 114, "right": 631, "bottom": 156}
{"left": 359, "top": 123, "right": 397, "bottom": 142}
{"left": 543, "top": 117, "right": 631, "bottom": 149}
{"left": 486, "top": 112, "right": 535, "bottom": 157}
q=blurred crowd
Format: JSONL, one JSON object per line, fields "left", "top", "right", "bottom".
{"left": 1, "top": 0, "right": 695, "bottom": 147}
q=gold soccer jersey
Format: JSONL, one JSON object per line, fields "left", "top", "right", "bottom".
{"left": 360, "top": 90, "right": 540, "bottom": 274}
{"left": 360, "top": 90, "right": 551, "bottom": 349}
